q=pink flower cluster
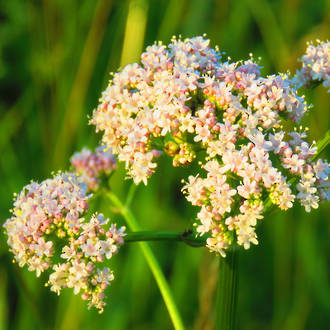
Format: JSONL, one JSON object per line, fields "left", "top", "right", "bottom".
{"left": 49, "top": 213, "right": 125, "bottom": 313}
{"left": 71, "top": 146, "right": 116, "bottom": 191}
{"left": 3, "top": 172, "right": 125, "bottom": 312}
{"left": 294, "top": 40, "right": 330, "bottom": 91}
{"left": 182, "top": 132, "right": 329, "bottom": 255}
{"left": 90, "top": 36, "right": 222, "bottom": 185}
{"left": 91, "top": 35, "right": 329, "bottom": 256}
{"left": 91, "top": 36, "right": 309, "bottom": 186}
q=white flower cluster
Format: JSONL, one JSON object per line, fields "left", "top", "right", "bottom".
{"left": 3, "top": 173, "right": 125, "bottom": 313}
{"left": 182, "top": 139, "right": 329, "bottom": 256}
{"left": 49, "top": 213, "right": 125, "bottom": 313}
{"left": 71, "top": 146, "right": 117, "bottom": 191}
{"left": 91, "top": 35, "right": 329, "bottom": 256}
{"left": 90, "top": 36, "right": 222, "bottom": 185}
{"left": 91, "top": 36, "right": 309, "bottom": 186}
{"left": 294, "top": 40, "right": 330, "bottom": 91}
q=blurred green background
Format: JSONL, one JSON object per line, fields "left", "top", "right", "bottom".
{"left": 0, "top": 0, "right": 329, "bottom": 329}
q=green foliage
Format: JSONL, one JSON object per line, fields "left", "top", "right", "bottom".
{"left": 0, "top": 0, "right": 329, "bottom": 329}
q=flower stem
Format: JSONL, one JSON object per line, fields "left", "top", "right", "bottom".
{"left": 125, "top": 231, "right": 206, "bottom": 246}
{"left": 312, "top": 129, "right": 330, "bottom": 161}
{"left": 106, "top": 191, "right": 185, "bottom": 330}
{"left": 215, "top": 249, "right": 239, "bottom": 330}
{"left": 125, "top": 182, "right": 138, "bottom": 208}
{"left": 12, "top": 263, "right": 47, "bottom": 329}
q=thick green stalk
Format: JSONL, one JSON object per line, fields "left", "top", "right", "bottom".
{"left": 215, "top": 250, "right": 239, "bottom": 330}
{"left": 106, "top": 191, "right": 185, "bottom": 330}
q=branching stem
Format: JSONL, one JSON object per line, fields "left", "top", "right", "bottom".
{"left": 106, "top": 190, "right": 185, "bottom": 330}
{"left": 125, "top": 230, "right": 207, "bottom": 246}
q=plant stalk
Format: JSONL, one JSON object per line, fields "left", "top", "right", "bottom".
{"left": 312, "top": 129, "right": 330, "bottom": 161}
{"left": 125, "top": 231, "right": 206, "bottom": 246}
{"left": 106, "top": 191, "right": 185, "bottom": 330}
{"left": 215, "top": 249, "right": 239, "bottom": 330}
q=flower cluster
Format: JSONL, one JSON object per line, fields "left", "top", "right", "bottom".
{"left": 90, "top": 36, "right": 222, "bottom": 185}
{"left": 91, "top": 36, "right": 309, "bottom": 186}
{"left": 294, "top": 40, "right": 330, "bottom": 91}
{"left": 92, "top": 35, "right": 329, "bottom": 256}
{"left": 49, "top": 213, "right": 125, "bottom": 312}
{"left": 3, "top": 172, "right": 125, "bottom": 312}
{"left": 71, "top": 146, "right": 117, "bottom": 191}
{"left": 183, "top": 136, "right": 329, "bottom": 256}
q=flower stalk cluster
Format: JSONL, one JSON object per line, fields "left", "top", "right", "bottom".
{"left": 3, "top": 172, "right": 125, "bottom": 313}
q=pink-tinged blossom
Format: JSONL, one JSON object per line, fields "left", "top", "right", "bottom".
{"left": 269, "top": 132, "right": 286, "bottom": 154}
{"left": 3, "top": 172, "right": 89, "bottom": 273}
{"left": 89, "top": 35, "right": 328, "bottom": 256}
{"left": 313, "top": 159, "right": 329, "bottom": 180}
{"left": 270, "top": 180, "right": 295, "bottom": 210}
{"left": 283, "top": 154, "right": 305, "bottom": 174}
{"left": 91, "top": 36, "right": 308, "bottom": 186}
{"left": 247, "top": 131, "right": 273, "bottom": 151}
{"left": 31, "top": 237, "right": 53, "bottom": 257}
{"left": 3, "top": 172, "right": 125, "bottom": 313}
{"left": 196, "top": 206, "right": 214, "bottom": 235}
{"left": 97, "top": 268, "right": 114, "bottom": 285}
{"left": 71, "top": 146, "right": 117, "bottom": 191}
{"left": 296, "top": 172, "right": 319, "bottom": 212}
{"left": 293, "top": 40, "right": 330, "bottom": 91}
{"left": 296, "top": 142, "right": 317, "bottom": 159}
{"left": 237, "top": 178, "right": 260, "bottom": 199}
{"left": 80, "top": 239, "right": 101, "bottom": 257}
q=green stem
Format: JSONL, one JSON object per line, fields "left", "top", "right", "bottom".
{"left": 215, "top": 249, "right": 239, "bottom": 330}
{"left": 12, "top": 263, "right": 47, "bottom": 329}
{"left": 125, "top": 182, "right": 138, "bottom": 208}
{"left": 106, "top": 191, "right": 185, "bottom": 330}
{"left": 125, "top": 231, "right": 207, "bottom": 246}
{"left": 312, "top": 129, "right": 330, "bottom": 161}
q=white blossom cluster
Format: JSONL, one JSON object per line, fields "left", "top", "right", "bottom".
{"left": 294, "top": 40, "right": 330, "bottom": 91}
{"left": 91, "top": 36, "right": 329, "bottom": 256}
{"left": 3, "top": 172, "right": 125, "bottom": 313}
{"left": 90, "top": 36, "right": 222, "bottom": 185}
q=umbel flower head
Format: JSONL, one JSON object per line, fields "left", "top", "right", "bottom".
{"left": 71, "top": 146, "right": 117, "bottom": 191}
{"left": 91, "top": 35, "right": 329, "bottom": 257}
{"left": 3, "top": 172, "right": 125, "bottom": 313}
{"left": 293, "top": 40, "right": 330, "bottom": 91}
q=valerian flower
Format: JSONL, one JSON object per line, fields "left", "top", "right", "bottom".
{"left": 3, "top": 172, "right": 125, "bottom": 313}
{"left": 293, "top": 40, "right": 330, "bottom": 91}
{"left": 91, "top": 35, "right": 329, "bottom": 257}
{"left": 91, "top": 36, "right": 308, "bottom": 187}
{"left": 71, "top": 146, "right": 117, "bottom": 191}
